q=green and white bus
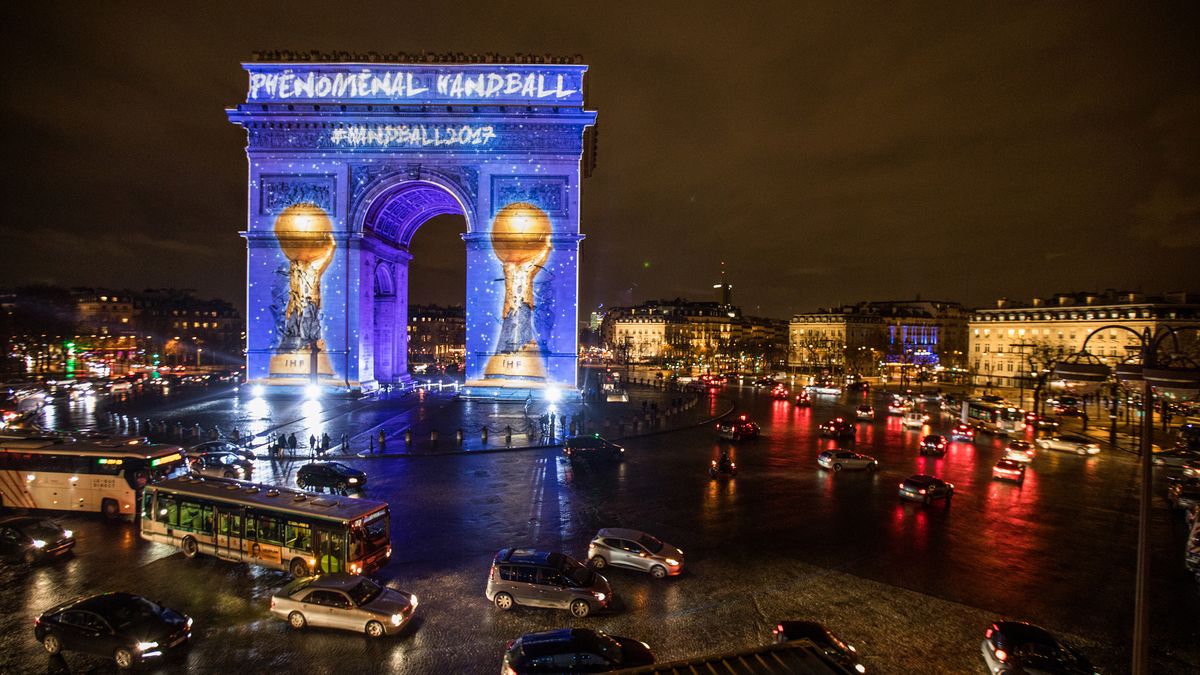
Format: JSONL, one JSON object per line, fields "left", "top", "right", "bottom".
{"left": 140, "top": 475, "right": 392, "bottom": 577}
{"left": 0, "top": 434, "right": 186, "bottom": 518}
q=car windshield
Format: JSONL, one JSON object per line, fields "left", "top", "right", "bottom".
{"left": 103, "top": 596, "right": 162, "bottom": 631}
{"left": 327, "top": 462, "right": 354, "bottom": 473}
{"left": 579, "top": 632, "right": 624, "bottom": 663}
{"left": 637, "top": 534, "right": 664, "bottom": 554}
{"left": 562, "top": 557, "right": 594, "bottom": 586}
{"left": 346, "top": 577, "right": 383, "bottom": 606}
{"left": 19, "top": 520, "right": 64, "bottom": 539}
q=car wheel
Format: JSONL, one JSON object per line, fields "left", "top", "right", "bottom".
{"left": 833, "top": 463, "right": 843, "bottom": 472}
{"left": 336, "top": 481, "right": 348, "bottom": 492}
{"left": 590, "top": 555, "right": 607, "bottom": 570}
{"left": 296, "top": 478, "right": 306, "bottom": 489}
{"left": 42, "top": 633, "right": 61, "bottom": 655}
{"left": 569, "top": 599, "right": 591, "bottom": 617}
{"left": 365, "top": 620, "right": 385, "bottom": 638}
{"left": 114, "top": 647, "right": 135, "bottom": 669}
{"left": 101, "top": 498, "right": 120, "bottom": 520}
{"left": 288, "top": 611, "right": 306, "bottom": 630}
{"left": 1037, "top": 440, "right": 1048, "bottom": 449}
{"left": 224, "top": 471, "right": 237, "bottom": 478}
{"left": 494, "top": 592, "right": 514, "bottom": 611}
{"left": 290, "top": 557, "right": 309, "bottom": 578}
{"left": 650, "top": 565, "right": 667, "bottom": 579}
{"left": 181, "top": 535, "right": 199, "bottom": 559}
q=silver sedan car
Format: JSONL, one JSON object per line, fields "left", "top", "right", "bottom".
{"left": 817, "top": 450, "right": 879, "bottom": 472}
{"left": 270, "top": 573, "right": 417, "bottom": 638}
{"left": 1036, "top": 434, "right": 1100, "bottom": 456}
{"left": 587, "top": 528, "right": 683, "bottom": 578}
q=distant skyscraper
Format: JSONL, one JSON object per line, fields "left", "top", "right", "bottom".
{"left": 713, "top": 262, "right": 733, "bottom": 307}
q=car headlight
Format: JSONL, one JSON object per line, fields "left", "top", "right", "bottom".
{"left": 410, "top": 594, "right": 418, "bottom": 609}
{"left": 186, "top": 617, "right": 193, "bottom": 630}
{"left": 136, "top": 641, "right": 158, "bottom": 652}
{"left": 348, "top": 477, "right": 359, "bottom": 483}
{"left": 390, "top": 613, "right": 403, "bottom": 626}
{"left": 665, "top": 558, "right": 680, "bottom": 566}
{"left": 593, "top": 592, "right": 606, "bottom": 602}
{"left": 31, "top": 539, "right": 46, "bottom": 549}
{"left": 63, "top": 530, "right": 73, "bottom": 539}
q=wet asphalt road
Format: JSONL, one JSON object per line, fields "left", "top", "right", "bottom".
{"left": 3, "top": 386, "right": 1199, "bottom": 673}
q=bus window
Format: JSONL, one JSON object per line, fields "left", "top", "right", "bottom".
{"left": 254, "top": 514, "right": 284, "bottom": 545}
{"left": 319, "top": 530, "right": 345, "bottom": 573}
{"left": 286, "top": 521, "right": 311, "bottom": 551}
{"left": 179, "top": 501, "right": 213, "bottom": 534}
{"left": 141, "top": 491, "right": 154, "bottom": 519}
{"left": 218, "top": 512, "right": 242, "bottom": 537}
{"left": 161, "top": 497, "right": 178, "bottom": 525}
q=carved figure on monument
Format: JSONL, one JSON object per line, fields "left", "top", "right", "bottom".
{"left": 481, "top": 202, "right": 551, "bottom": 385}
{"left": 269, "top": 203, "right": 336, "bottom": 378}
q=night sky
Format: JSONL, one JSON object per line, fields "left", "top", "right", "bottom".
{"left": 1, "top": 3, "right": 1197, "bottom": 318}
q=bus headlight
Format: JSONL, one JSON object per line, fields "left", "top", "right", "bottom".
{"left": 136, "top": 641, "right": 158, "bottom": 652}
{"left": 31, "top": 539, "right": 46, "bottom": 549}
{"left": 390, "top": 613, "right": 403, "bottom": 626}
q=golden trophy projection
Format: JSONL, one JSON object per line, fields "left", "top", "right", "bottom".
{"left": 268, "top": 203, "right": 336, "bottom": 379}
{"left": 479, "top": 202, "right": 552, "bottom": 386}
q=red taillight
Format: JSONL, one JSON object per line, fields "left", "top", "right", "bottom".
{"left": 34, "top": 616, "right": 40, "bottom": 626}
{"left": 995, "top": 648, "right": 1007, "bottom": 662}
{"left": 775, "top": 624, "right": 784, "bottom": 634}
{"left": 918, "top": 489, "right": 927, "bottom": 494}
{"left": 506, "top": 639, "right": 515, "bottom": 649}
{"left": 985, "top": 627, "right": 993, "bottom": 638}
{"left": 490, "top": 566, "right": 497, "bottom": 581}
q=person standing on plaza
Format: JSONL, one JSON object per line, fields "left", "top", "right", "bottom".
{"left": 340, "top": 433, "right": 348, "bottom": 453}
{"left": 288, "top": 433, "right": 297, "bottom": 454}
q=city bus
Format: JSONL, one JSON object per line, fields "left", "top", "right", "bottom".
{"left": 140, "top": 475, "right": 392, "bottom": 578}
{"left": 961, "top": 399, "right": 1027, "bottom": 435}
{"left": 0, "top": 434, "right": 186, "bottom": 518}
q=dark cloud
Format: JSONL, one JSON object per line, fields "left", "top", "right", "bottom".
{"left": 1, "top": 2, "right": 1197, "bottom": 316}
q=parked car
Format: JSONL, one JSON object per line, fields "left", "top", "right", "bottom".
{"left": 502, "top": 628, "right": 654, "bottom": 674}
{"left": 34, "top": 593, "right": 192, "bottom": 669}
{"left": 898, "top": 475, "right": 954, "bottom": 505}
{"left": 1004, "top": 440, "right": 1037, "bottom": 463}
{"left": 920, "top": 434, "right": 948, "bottom": 456}
{"left": 819, "top": 417, "right": 856, "bottom": 439}
{"left": 486, "top": 548, "right": 612, "bottom": 617}
{"left": 717, "top": 415, "right": 760, "bottom": 441}
{"left": 563, "top": 435, "right": 625, "bottom": 461}
{"left": 772, "top": 621, "right": 864, "bottom": 674}
{"left": 1036, "top": 435, "right": 1100, "bottom": 456}
{"left": 855, "top": 405, "right": 875, "bottom": 420}
{"left": 0, "top": 516, "right": 74, "bottom": 564}
{"left": 949, "top": 422, "right": 975, "bottom": 441}
{"left": 980, "top": 620, "right": 1095, "bottom": 674}
{"left": 992, "top": 459, "right": 1027, "bottom": 484}
{"left": 587, "top": 528, "right": 683, "bottom": 578}
{"left": 818, "top": 450, "right": 878, "bottom": 472}
{"left": 188, "top": 451, "right": 254, "bottom": 479}
{"left": 901, "top": 411, "right": 928, "bottom": 429}
{"left": 269, "top": 573, "right": 416, "bottom": 637}
{"left": 296, "top": 461, "right": 367, "bottom": 491}
{"left": 1153, "top": 448, "right": 1200, "bottom": 468}
{"left": 1167, "top": 477, "right": 1200, "bottom": 511}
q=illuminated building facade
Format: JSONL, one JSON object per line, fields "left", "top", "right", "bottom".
{"left": 227, "top": 54, "right": 597, "bottom": 393}
{"left": 407, "top": 304, "right": 465, "bottom": 368}
{"left": 968, "top": 291, "right": 1200, "bottom": 388}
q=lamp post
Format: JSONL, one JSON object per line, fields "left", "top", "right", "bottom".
{"left": 1054, "top": 325, "right": 1199, "bottom": 675}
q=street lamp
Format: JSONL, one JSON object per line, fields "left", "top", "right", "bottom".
{"left": 1054, "top": 325, "right": 1199, "bottom": 675}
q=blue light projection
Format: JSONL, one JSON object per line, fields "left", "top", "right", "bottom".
{"left": 228, "top": 61, "right": 596, "bottom": 394}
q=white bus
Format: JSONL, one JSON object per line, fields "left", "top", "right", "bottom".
{"left": 961, "top": 400, "right": 1026, "bottom": 435}
{"left": 0, "top": 434, "right": 187, "bottom": 518}
{"left": 141, "top": 475, "right": 392, "bottom": 578}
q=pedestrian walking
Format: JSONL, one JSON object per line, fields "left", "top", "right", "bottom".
{"left": 322, "top": 432, "right": 330, "bottom": 455}
{"left": 288, "top": 433, "right": 297, "bottom": 454}
{"left": 231, "top": 427, "right": 240, "bottom": 445}
{"left": 340, "top": 433, "right": 348, "bottom": 452}
{"left": 378, "top": 429, "right": 386, "bottom": 450}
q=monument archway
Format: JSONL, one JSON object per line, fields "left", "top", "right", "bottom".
{"left": 228, "top": 55, "right": 596, "bottom": 394}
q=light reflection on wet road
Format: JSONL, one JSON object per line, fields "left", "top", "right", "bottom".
{"left": 2, "top": 385, "right": 1198, "bottom": 673}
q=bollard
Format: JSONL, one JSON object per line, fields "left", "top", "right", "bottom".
{"left": 481, "top": 427, "right": 489, "bottom": 444}
{"left": 505, "top": 426, "right": 512, "bottom": 445}
{"left": 404, "top": 429, "right": 413, "bottom": 447}
{"left": 456, "top": 428, "right": 464, "bottom": 445}
{"left": 430, "top": 430, "right": 439, "bottom": 445}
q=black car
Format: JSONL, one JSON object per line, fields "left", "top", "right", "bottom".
{"left": 502, "top": 628, "right": 654, "bottom": 674}
{"left": 899, "top": 474, "right": 954, "bottom": 504}
{"left": 819, "top": 417, "right": 856, "bottom": 439}
{"left": 563, "top": 435, "right": 625, "bottom": 461}
{"left": 0, "top": 516, "right": 75, "bottom": 564}
{"left": 717, "top": 415, "right": 760, "bottom": 441}
{"left": 920, "top": 434, "right": 948, "bottom": 456}
{"left": 772, "top": 621, "right": 864, "bottom": 673}
{"left": 35, "top": 592, "right": 192, "bottom": 669}
{"left": 296, "top": 461, "right": 367, "bottom": 491}
{"left": 981, "top": 620, "right": 1095, "bottom": 674}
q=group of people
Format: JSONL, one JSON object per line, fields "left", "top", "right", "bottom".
{"left": 265, "top": 431, "right": 348, "bottom": 458}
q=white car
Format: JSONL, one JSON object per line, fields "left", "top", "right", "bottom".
{"left": 817, "top": 450, "right": 879, "bottom": 472}
{"left": 270, "top": 573, "right": 417, "bottom": 637}
{"left": 1003, "top": 440, "right": 1036, "bottom": 463}
{"left": 901, "top": 412, "right": 928, "bottom": 429}
{"left": 1036, "top": 434, "right": 1100, "bottom": 455}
